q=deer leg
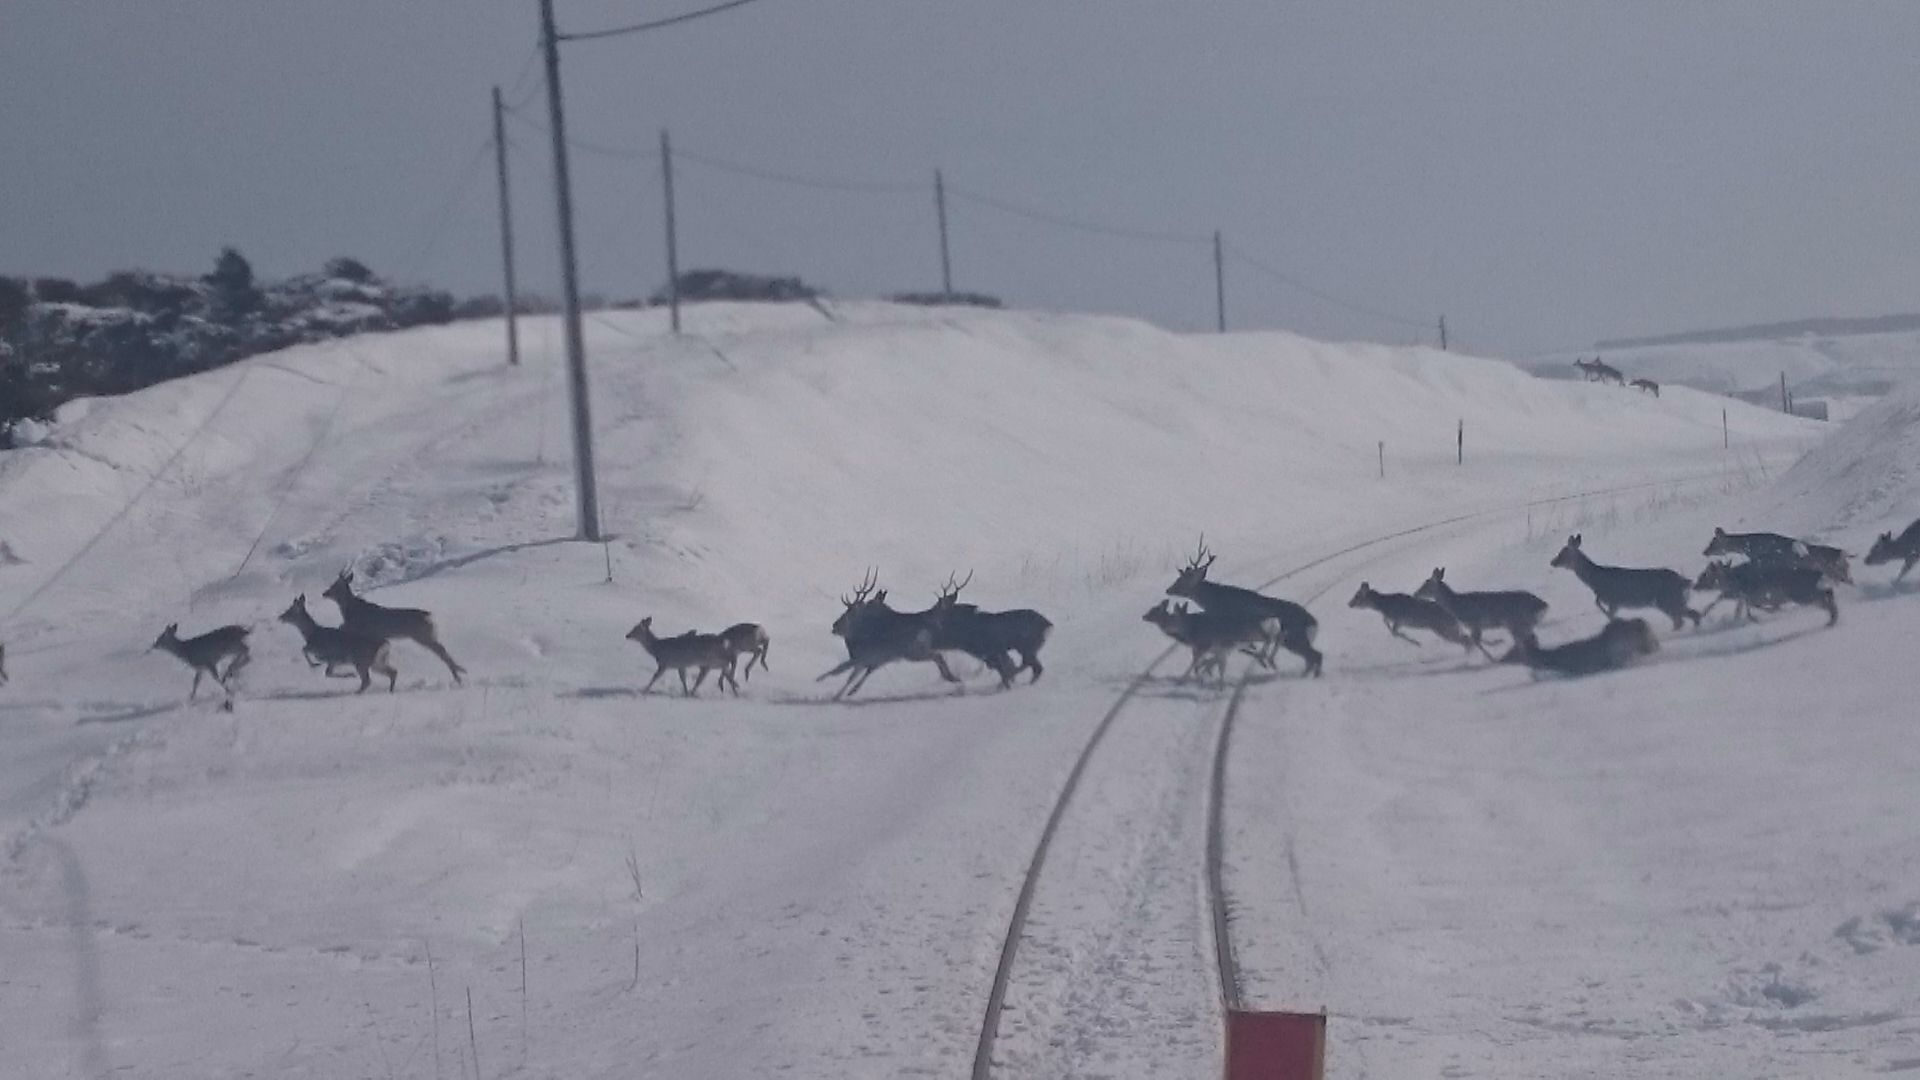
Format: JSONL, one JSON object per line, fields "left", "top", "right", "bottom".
{"left": 190, "top": 669, "right": 204, "bottom": 700}
{"left": 644, "top": 665, "right": 667, "bottom": 694}
{"left": 843, "top": 664, "right": 875, "bottom": 699}
{"left": 1387, "top": 622, "right": 1421, "bottom": 646}
{"left": 929, "top": 652, "right": 961, "bottom": 684}
{"left": 1899, "top": 557, "right": 1916, "bottom": 583}
{"left": 1470, "top": 628, "right": 1497, "bottom": 662}
{"left": 303, "top": 648, "right": 324, "bottom": 669}
{"left": 355, "top": 663, "right": 372, "bottom": 694}
{"left": 681, "top": 668, "right": 699, "bottom": 698}
{"left": 816, "top": 658, "right": 856, "bottom": 682}
{"left": 416, "top": 633, "right": 465, "bottom": 685}
{"left": 1821, "top": 589, "right": 1839, "bottom": 626}
{"left": 222, "top": 648, "right": 251, "bottom": 686}
{"left": 375, "top": 649, "right": 398, "bottom": 693}
{"left": 1023, "top": 649, "right": 1043, "bottom": 683}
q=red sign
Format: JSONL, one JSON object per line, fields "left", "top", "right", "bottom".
{"left": 1224, "top": 1009, "right": 1326, "bottom": 1080}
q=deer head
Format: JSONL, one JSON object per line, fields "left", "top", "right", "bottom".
{"left": 151, "top": 623, "right": 180, "bottom": 651}
{"left": 1866, "top": 532, "right": 1897, "bottom": 564}
{"left": 935, "top": 570, "right": 973, "bottom": 608}
{"left": 278, "top": 595, "right": 309, "bottom": 624}
{"left": 625, "top": 616, "right": 654, "bottom": 642}
{"left": 1168, "top": 537, "right": 1218, "bottom": 597}
{"left": 322, "top": 569, "right": 356, "bottom": 602}
{"left": 1347, "top": 582, "right": 1376, "bottom": 608}
{"left": 832, "top": 570, "right": 880, "bottom": 636}
{"left": 1413, "top": 568, "right": 1447, "bottom": 602}
{"left": 1550, "top": 534, "right": 1584, "bottom": 569}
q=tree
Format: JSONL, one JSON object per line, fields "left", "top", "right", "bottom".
{"left": 204, "top": 247, "right": 261, "bottom": 321}
{"left": 324, "top": 256, "right": 376, "bottom": 284}
{"left": 0, "top": 277, "right": 28, "bottom": 334}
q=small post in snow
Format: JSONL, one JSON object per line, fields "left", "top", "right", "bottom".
{"left": 935, "top": 168, "right": 953, "bottom": 299}
{"left": 1213, "top": 230, "right": 1226, "bottom": 334}
{"left": 1723, "top": 408, "right": 1729, "bottom": 449}
{"left": 661, "top": 129, "right": 682, "bottom": 335}
{"left": 1456, "top": 419, "right": 1463, "bottom": 466}
{"left": 1437, "top": 314, "right": 1448, "bottom": 351}
{"left": 1377, "top": 440, "right": 1385, "bottom": 479}
{"left": 1780, "top": 371, "right": 1788, "bottom": 413}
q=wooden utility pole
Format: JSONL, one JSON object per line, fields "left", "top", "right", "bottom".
{"left": 491, "top": 86, "right": 522, "bottom": 367}
{"left": 1780, "top": 371, "right": 1789, "bottom": 413}
{"left": 935, "top": 168, "right": 953, "bottom": 298}
{"left": 1438, "top": 315, "right": 1448, "bottom": 351}
{"left": 539, "top": 0, "right": 602, "bottom": 541}
{"left": 1457, "top": 419, "right": 1463, "bottom": 465}
{"left": 661, "top": 129, "right": 681, "bottom": 334}
{"left": 1213, "top": 230, "right": 1226, "bottom": 333}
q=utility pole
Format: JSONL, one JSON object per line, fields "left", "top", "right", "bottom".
{"left": 491, "top": 86, "right": 521, "bottom": 367}
{"left": 539, "top": 0, "right": 602, "bottom": 541}
{"left": 1213, "top": 230, "right": 1226, "bottom": 333}
{"left": 1438, "top": 315, "right": 1448, "bottom": 351}
{"left": 935, "top": 168, "right": 953, "bottom": 298}
{"left": 661, "top": 129, "right": 681, "bottom": 334}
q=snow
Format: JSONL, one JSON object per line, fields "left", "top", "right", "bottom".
{"left": 2, "top": 300, "right": 1914, "bottom": 1078}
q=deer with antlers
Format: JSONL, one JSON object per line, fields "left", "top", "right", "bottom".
{"left": 1166, "top": 539, "right": 1322, "bottom": 677}
{"left": 817, "top": 569, "right": 960, "bottom": 700}
{"left": 931, "top": 571, "right": 1053, "bottom": 689}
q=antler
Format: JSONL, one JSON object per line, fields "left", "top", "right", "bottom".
{"left": 1183, "top": 535, "right": 1216, "bottom": 572}
{"left": 847, "top": 567, "right": 879, "bottom": 606}
{"left": 938, "top": 570, "right": 974, "bottom": 601}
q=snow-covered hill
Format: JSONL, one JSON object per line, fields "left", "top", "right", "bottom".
{"left": 4, "top": 302, "right": 1915, "bottom": 1078}
{"left": 1523, "top": 328, "right": 1920, "bottom": 422}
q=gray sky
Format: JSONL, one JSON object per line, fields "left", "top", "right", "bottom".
{"left": 5, "top": 2, "right": 1919, "bottom": 355}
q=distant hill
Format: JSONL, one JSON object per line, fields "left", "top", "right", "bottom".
{"left": 1597, "top": 313, "right": 1920, "bottom": 350}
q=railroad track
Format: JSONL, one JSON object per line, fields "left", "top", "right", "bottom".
{"left": 971, "top": 468, "right": 1757, "bottom": 1078}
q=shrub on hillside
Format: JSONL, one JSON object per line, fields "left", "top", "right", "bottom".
{"left": 649, "top": 269, "right": 820, "bottom": 306}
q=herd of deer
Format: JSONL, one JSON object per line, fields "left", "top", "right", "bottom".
{"left": 1574, "top": 356, "right": 1661, "bottom": 397}
{"left": 4, "top": 515, "right": 1917, "bottom": 703}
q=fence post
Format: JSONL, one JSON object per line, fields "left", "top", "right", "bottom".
{"left": 1213, "top": 230, "right": 1226, "bottom": 333}
{"left": 660, "top": 129, "right": 681, "bottom": 334}
{"left": 935, "top": 168, "right": 953, "bottom": 299}
{"left": 1378, "top": 440, "right": 1384, "bottom": 479}
{"left": 1723, "top": 408, "right": 1729, "bottom": 449}
{"left": 1437, "top": 314, "right": 1447, "bottom": 351}
{"left": 1456, "top": 419, "right": 1463, "bottom": 465}
{"left": 1779, "top": 371, "right": 1788, "bottom": 413}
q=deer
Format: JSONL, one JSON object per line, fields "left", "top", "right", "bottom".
{"left": 717, "top": 623, "right": 771, "bottom": 682}
{"left": 1347, "top": 582, "right": 1471, "bottom": 650}
{"left": 1864, "top": 516, "right": 1920, "bottom": 583}
{"left": 1501, "top": 617, "right": 1659, "bottom": 678}
{"left": 1694, "top": 560, "right": 1838, "bottom": 627}
{"left": 1573, "top": 357, "right": 1626, "bottom": 385}
{"left": 322, "top": 570, "right": 466, "bottom": 684}
{"left": 818, "top": 570, "right": 960, "bottom": 700}
{"left": 1703, "top": 527, "right": 1852, "bottom": 584}
{"left": 1412, "top": 568, "right": 1548, "bottom": 661}
{"left": 1629, "top": 378, "right": 1660, "bottom": 397}
{"left": 1549, "top": 534, "right": 1700, "bottom": 630}
{"left": 278, "top": 594, "right": 398, "bottom": 693}
{"left": 626, "top": 617, "right": 739, "bottom": 696}
{"left": 931, "top": 572, "right": 1053, "bottom": 688}
{"left": 1143, "top": 600, "right": 1279, "bottom": 686}
{"left": 1166, "top": 539, "right": 1322, "bottom": 677}
{"left": 151, "top": 622, "right": 251, "bottom": 700}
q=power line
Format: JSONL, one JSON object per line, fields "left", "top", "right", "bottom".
{"left": 560, "top": 0, "right": 778, "bottom": 42}
{"left": 502, "top": 42, "right": 543, "bottom": 111}
{"left": 1224, "top": 241, "right": 1431, "bottom": 329}
{"left": 503, "top": 109, "right": 657, "bottom": 161}
{"left": 673, "top": 146, "right": 920, "bottom": 195}
{"left": 945, "top": 185, "right": 1210, "bottom": 246}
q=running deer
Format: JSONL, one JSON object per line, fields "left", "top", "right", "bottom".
{"left": 1629, "top": 378, "right": 1660, "bottom": 397}
{"left": 322, "top": 570, "right": 466, "bottom": 683}
{"left": 1549, "top": 534, "right": 1700, "bottom": 630}
{"left": 1143, "top": 600, "right": 1279, "bottom": 686}
{"left": 1412, "top": 568, "right": 1548, "bottom": 660}
{"left": 1347, "top": 582, "right": 1471, "bottom": 649}
{"left": 717, "top": 623, "right": 772, "bottom": 682}
{"left": 1703, "top": 527, "right": 1852, "bottom": 584}
{"left": 151, "top": 622, "right": 251, "bottom": 699}
{"left": 1863, "top": 517, "right": 1920, "bottom": 583}
{"left": 1694, "top": 560, "right": 1838, "bottom": 627}
{"left": 626, "top": 617, "right": 739, "bottom": 696}
{"left": 278, "top": 594, "right": 397, "bottom": 693}
{"left": 818, "top": 570, "right": 959, "bottom": 700}
{"left": 1573, "top": 357, "right": 1626, "bottom": 385}
{"left": 1166, "top": 540, "right": 1322, "bottom": 677}
{"left": 932, "top": 572, "right": 1053, "bottom": 689}
{"left": 1501, "top": 617, "right": 1659, "bottom": 678}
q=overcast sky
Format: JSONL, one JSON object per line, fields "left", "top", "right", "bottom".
{"left": 4, "top": 1, "right": 1919, "bottom": 355}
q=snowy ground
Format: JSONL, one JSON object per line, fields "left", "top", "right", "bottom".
{"left": 2, "top": 302, "right": 1914, "bottom": 1078}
